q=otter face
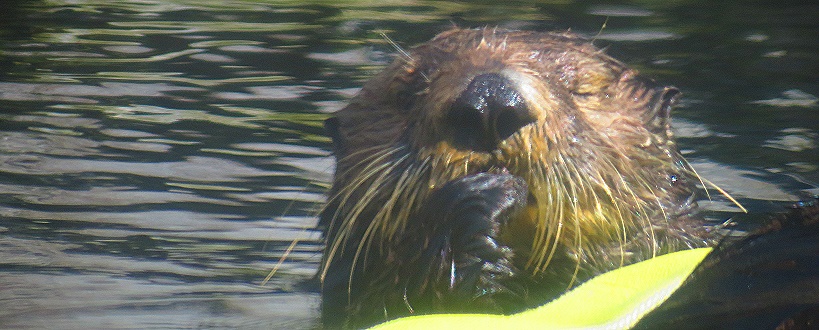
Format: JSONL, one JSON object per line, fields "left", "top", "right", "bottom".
{"left": 321, "top": 28, "right": 707, "bottom": 327}
{"left": 393, "top": 29, "right": 695, "bottom": 272}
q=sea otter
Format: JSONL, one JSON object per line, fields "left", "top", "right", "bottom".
{"left": 317, "top": 27, "right": 715, "bottom": 328}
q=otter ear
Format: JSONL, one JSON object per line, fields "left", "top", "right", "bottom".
{"left": 645, "top": 86, "right": 680, "bottom": 138}
{"left": 325, "top": 116, "right": 344, "bottom": 153}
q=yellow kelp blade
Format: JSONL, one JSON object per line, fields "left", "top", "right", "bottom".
{"left": 371, "top": 247, "right": 712, "bottom": 330}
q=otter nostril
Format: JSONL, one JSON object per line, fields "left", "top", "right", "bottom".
{"left": 447, "top": 104, "right": 489, "bottom": 151}
{"left": 446, "top": 73, "right": 533, "bottom": 151}
{"left": 494, "top": 105, "right": 534, "bottom": 142}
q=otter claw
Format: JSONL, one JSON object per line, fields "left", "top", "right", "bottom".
{"left": 408, "top": 173, "right": 528, "bottom": 310}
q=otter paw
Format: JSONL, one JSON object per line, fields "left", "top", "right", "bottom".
{"left": 412, "top": 173, "right": 528, "bottom": 309}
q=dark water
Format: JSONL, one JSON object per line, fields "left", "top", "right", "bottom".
{"left": 0, "top": 1, "right": 816, "bottom": 328}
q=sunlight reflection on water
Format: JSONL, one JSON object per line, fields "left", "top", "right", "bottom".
{"left": 0, "top": 0, "right": 816, "bottom": 328}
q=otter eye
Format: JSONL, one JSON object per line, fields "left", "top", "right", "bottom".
{"left": 567, "top": 67, "right": 612, "bottom": 98}
{"left": 573, "top": 81, "right": 604, "bottom": 96}
{"left": 394, "top": 69, "right": 430, "bottom": 112}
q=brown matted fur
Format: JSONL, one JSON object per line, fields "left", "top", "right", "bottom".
{"left": 319, "top": 27, "right": 715, "bottom": 326}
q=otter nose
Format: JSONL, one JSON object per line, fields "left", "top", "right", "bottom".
{"left": 446, "top": 73, "right": 535, "bottom": 152}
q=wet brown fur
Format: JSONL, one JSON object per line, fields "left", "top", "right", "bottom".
{"left": 320, "top": 28, "right": 715, "bottom": 326}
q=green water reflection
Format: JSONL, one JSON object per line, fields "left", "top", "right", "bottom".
{"left": 0, "top": 0, "right": 816, "bottom": 328}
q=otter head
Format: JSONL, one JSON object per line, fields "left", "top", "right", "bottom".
{"left": 321, "top": 28, "right": 704, "bottom": 312}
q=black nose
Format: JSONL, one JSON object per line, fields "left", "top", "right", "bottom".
{"left": 446, "top": 73, "right": 535, "bottom": 152}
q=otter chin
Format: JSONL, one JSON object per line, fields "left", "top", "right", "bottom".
{"left": 318, "top": 28, "right": 714, "bottom": 328}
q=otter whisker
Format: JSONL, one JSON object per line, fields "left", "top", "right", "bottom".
{"left": 343, "top": 157, "right": 413, "bottom": 293}
{"left": 612, "top": 166, "right": 657, "bottom": 246}
{"left": 352, "top": 152, "right": 414, "bottom": 250}
{"left": 524, "top": 134, "right": 553, "bottom": 271}
{"left": 681, "top": 157, "right": 712, "bottom": 201}
{"left": 566, "top": 158, "right": 586, "bottom": 287}
{"left": 335, "top": 172, "right": 390, "bottom": 268}
{"left": 389, "top": 157, "right": 431, "bottom": 241}
{"left": 701, "top": 177, "right": 748, "bottom": 213}
{"left": 601, "top": 157, "right": 654, "bottom": 237}
{"left": 529, "top": 159, "right": 566, "bottom": 274}
{"left": 379, "top": 31, "right": 413, "bottom": 63}
{"left": 321, "top": 147, "right": 405, "bottom": 282}
{"left": 358, "top": 157, "right": 412, "bottom": 259}
{"left": 582, "top": 167, "right": 622, "bottom": 265}
{"left": 327, "top": 146, "right": 405, "bottom": 223}
{"left": 318, "top": 28, "right": 716, "bottom": 327}
{"left": 599, "top": 163, "right": 638, "bottom": 265}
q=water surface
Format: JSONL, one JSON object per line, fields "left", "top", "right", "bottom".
{"left": 1, "top": 1, "right": 817, "bottom": 328}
